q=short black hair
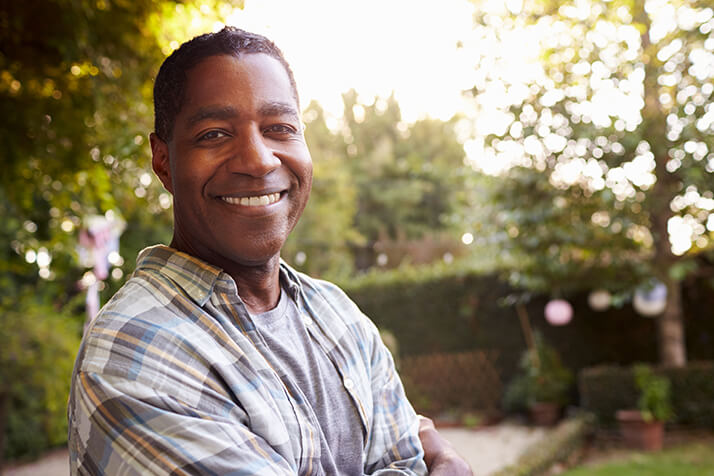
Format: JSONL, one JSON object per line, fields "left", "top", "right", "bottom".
{"left": 153, "top": 26, "right": 299, "bottom": 141}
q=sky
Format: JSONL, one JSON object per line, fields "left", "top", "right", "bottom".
{"left": 225, "top": 0, "right": 478, "bottom": 123}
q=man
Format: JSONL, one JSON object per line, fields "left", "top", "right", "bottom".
{"left": 68, "top": 27, "right": 471, "bottom": 475}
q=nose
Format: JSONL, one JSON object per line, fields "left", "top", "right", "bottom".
{"left": 226, "top": 127, "right": 281, "bottom": 177}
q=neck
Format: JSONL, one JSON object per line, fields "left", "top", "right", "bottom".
{"left": 228, "top": 259, "right": 282, "bottom": 314}
{"left": 168, "top": 237, "right": 282, "bottom": 314}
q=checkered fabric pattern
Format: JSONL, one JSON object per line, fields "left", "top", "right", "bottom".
{"left": 68, "top": 245, "right": 426, "bottom": 475}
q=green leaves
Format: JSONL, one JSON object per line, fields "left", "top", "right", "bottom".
{"left": 284, "top": 94, "right": 468, "bottom": 276}
{"left": 633, "top": 364, "right": 674, "bottom": 422}
{"left": 468, "top": 0, "right": 714, "bottom": 297}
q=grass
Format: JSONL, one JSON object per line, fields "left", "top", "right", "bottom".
{"left": 561, "top": 440, "right": 714, "bottom": 476}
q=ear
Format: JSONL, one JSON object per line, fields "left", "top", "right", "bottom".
{"left": 150, "top": 133, "right": 173, "bottom": 194}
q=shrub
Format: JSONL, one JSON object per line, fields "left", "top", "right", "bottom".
{"left": 634, "top": 364, "right": 673, "bottom": 422}
{"left": 579, "top": 362, "right": 714, "bottom": 427}
{"left": 1, "top": 299, "right": 81, "bottom": 462}
{"left": 341, "top": 263, "right": 714, "bottom": 388}
{"left": 503, "top": 334, "right": 573, "bottom": 412}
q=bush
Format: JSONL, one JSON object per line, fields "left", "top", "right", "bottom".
{"left": 579, "top": 362, "right": 714, "bottom": 427}
{"left": 634, "top": 364, "right": 673, "bottom": 422}
{"left": 1, "top": 299, "right": 81, "bottom": 462}
{"left": 340, "top": 263, "right": 714, "bottom": 391}
{"left": 503, "top": 334, "right": 573, "bottom": 412}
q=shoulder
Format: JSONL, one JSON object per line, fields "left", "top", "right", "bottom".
{"left": 77, "top": 270, "right": 214, "bottom": 381}
{"left": 282, "top": 263, "right": 367, "bottom": 323}
{"left": 89, "top": 266, "right": 190, "bottom": 336}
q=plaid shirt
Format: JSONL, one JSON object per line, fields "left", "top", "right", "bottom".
{"left": 68, "top": 245, "right": 426, "bottom": 475}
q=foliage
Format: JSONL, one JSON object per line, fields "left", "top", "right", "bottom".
{"left": 285, "top": 91, "right": 468, "bottom": 276}
{"left": 634, "top": 364, "right": 674, "bottom": 422}
{"left": 0, "top": 298, "right": 81, "bottom": 462}
{"left": 0, "top": 0, "right": 236, "bottom": 463}
{"left": 466, "top": 0, "right": 714, "bottom": 365}
{"left": 342, "top": 260, "right": 714, "bottom": 387}
{"left": 343, "top": 90, "right": 468, "bottom": 269}
{"left": 0, "top": 0, "right": 238, "bottom": 301}
{"left": 282, "top": 101, "right": 363, "bottom": 279}
{"left": 579, "top": 362, "right": 714, "bottom": 427}
{"left": 504, "top": 333, "right": 573, "bottom": 411}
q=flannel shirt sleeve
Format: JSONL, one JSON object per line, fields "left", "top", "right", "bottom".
{"left": 69, "top": 369, "right": 297, "bottom": 476}
{"left": 362, "top": 321, "right": 428, "bottom": 476}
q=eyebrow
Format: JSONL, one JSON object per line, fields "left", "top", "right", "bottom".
{"left": 187, "top": 106, "right": 239, "bottom": 126}
{"left": 259, "top": 101, "right": 300, "bottom": 122}
{"left": 186, "top": 102, "right": 300, "bottom": 127}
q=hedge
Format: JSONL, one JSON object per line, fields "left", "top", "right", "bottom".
{"left": 341, "top": 264, "right": 714, "bottom": 385}
{"left": 1, "top": 302, "right": 81, "bottom": 462}
{"left": 578, "top": 362, "right": 714, "bottom": 427}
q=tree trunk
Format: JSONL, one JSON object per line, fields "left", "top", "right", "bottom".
{"left": 658, "top": 280, "right": 686, "bottom": 367}
{"left": 637, "top": 0, "right": 687, "bottom": 367}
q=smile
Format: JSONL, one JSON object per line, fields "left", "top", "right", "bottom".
{"left": 220, "top": 192, "right": 281, "bottom": 207}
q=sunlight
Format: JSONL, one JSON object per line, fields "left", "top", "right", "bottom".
{"left": 225, "top": 0, "right": 476, "bottom": 123}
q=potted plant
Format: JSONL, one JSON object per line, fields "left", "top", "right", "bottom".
{"left": 504, "top": 334, "right": 573, "bottom": 426}
{"left": 616, "top": 364, "right": 673, "bottom": 451}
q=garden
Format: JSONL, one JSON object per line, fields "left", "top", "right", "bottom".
{"left": 2, "top": 0, "right": 714, "bottom": 474}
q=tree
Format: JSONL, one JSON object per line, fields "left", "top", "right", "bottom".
{"left": 466, "top": 0, "right": 714, "bottom": 366}
{"left": 340, "top": 90, "right": 468, "bottom": 270}
{"left": 284, "top": 91, "right": 468, "bottom": 276}
{"left": 282, "top": 101, "right": 363, "bottom": 279}
{"left": 0, "top": 0, "right": 237, "bottom": 460}
{"left": 1, "top": 0, "right": 238, "bottom": 293}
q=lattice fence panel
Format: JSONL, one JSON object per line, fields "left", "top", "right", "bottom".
{"left": 399, "top": 350, "right": 502, "bottom": 417}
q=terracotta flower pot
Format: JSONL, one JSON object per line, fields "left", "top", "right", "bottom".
{"left": 616, "top": 409, "right": 664, "bottom": 451}
{"left": 529, "top": 402, "right": 561, "bottom": 426}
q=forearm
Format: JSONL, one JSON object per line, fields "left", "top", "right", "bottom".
{"left": 418, "top": 416, "right": 473, "bottom": 476}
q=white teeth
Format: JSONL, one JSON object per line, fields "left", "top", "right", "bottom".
{"left": 221, "top": 193, "right": 280, "bottom": 206}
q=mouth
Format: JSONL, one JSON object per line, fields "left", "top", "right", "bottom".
{"left": 219, "top": 192, "right": 282, "bottom": 207}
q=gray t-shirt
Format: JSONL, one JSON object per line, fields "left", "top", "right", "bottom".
{"left": 252, "top": 286, "right": 364, "bottom": 475}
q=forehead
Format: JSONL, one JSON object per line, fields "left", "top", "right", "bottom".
{"left": 179, "top": 53, "right": 298, "bottom": 116}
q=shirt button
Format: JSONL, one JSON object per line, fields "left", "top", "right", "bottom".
{"left": 343, "top": 378, "right": 355, "bottom": 390}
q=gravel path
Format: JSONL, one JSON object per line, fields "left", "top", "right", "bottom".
{"left": 4, "top": 422, "right": 546, "bottom": 475}
{"left": 439, "top": 423, "right": 547, "bottom": 475}
{"left": 5, "top": 448, "right": 69, "bottom": 476}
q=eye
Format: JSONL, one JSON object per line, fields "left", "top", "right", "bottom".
{"left": 263, "top": 124, "right": 297, "bottom": 136}
{"left": 198, "top": 130, "right": 229, "bottom": 141}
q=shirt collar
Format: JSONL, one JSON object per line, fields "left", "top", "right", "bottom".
{"left": 135, "top": 245, "right": 303, "bottom": 306}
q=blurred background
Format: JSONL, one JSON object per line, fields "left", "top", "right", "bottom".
{"left": 1, "top": 0, "right": 713, "bottom": 474}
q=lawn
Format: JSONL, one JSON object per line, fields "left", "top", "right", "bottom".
{"left": 561, "top": 439, "right": 714, "bottom": 476}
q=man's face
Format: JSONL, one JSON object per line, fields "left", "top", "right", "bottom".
{"left": 151, "top": 53, "right": 312, "bottom": 270}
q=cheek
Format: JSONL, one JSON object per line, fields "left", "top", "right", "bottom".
{"left": 172, "top": 159, "right": 208, "bottom": 194}
{"left": 301, "top": 156, "right": 314, "bottom": 187}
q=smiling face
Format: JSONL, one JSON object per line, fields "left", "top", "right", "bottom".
{"left": 151, "top": 53, "right": 312, "bottom": 273}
